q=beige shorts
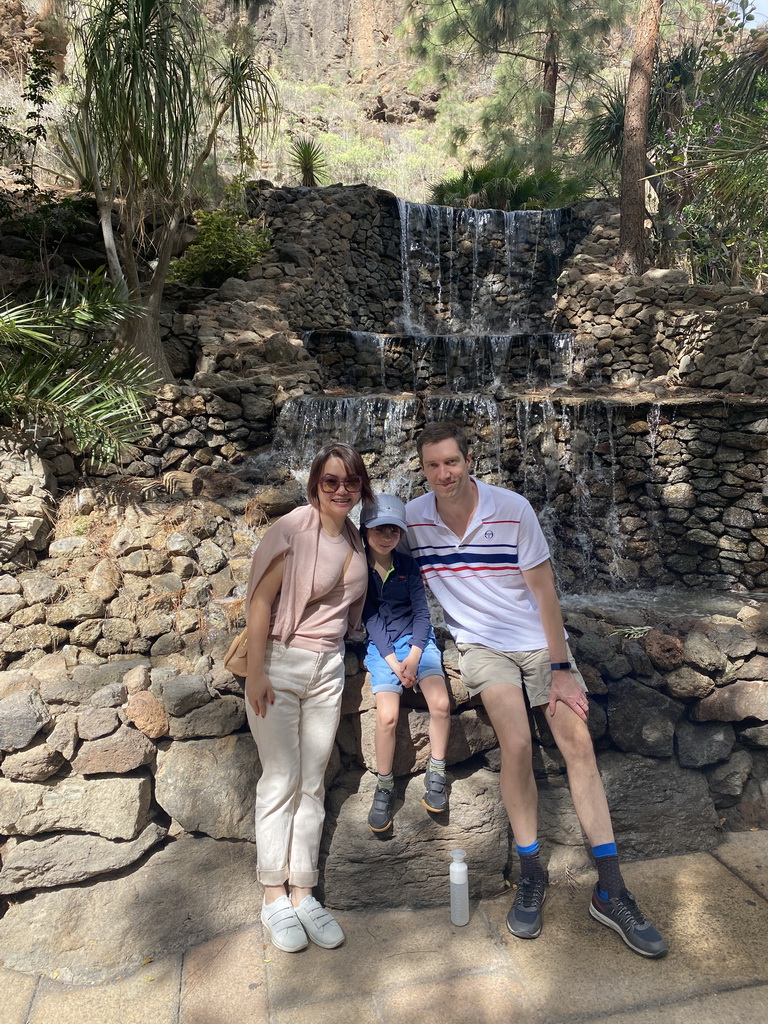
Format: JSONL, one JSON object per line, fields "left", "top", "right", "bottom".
{"left": 456, "top": 643, "right": 586, "bottom": 708}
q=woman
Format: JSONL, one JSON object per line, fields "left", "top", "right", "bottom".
{"left": 244, "top": 442, "right": 373, "bottom": 952}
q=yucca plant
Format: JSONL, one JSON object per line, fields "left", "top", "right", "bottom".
{"left": 288, "top": 135, "right": 328, "bottom": 186}
{"left": 0, "top": 273, "right": 155, "bottom": 465}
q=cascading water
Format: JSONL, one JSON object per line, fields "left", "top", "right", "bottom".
{"left": 275, "top": 197, "right": 636, "bottom": 591}
{"left": 396, "top": 199, "right": 568, "bottom": 336}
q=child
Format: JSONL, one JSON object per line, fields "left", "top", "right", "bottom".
{"left": 360, "top": 493, "right": 451, "bottom": 832}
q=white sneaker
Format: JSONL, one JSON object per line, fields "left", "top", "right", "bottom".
{"left": 294, "top": 896, "right": 345, "bottom": 949}
{"left": 261, "top": 895, "right": 308, "bottom": 952}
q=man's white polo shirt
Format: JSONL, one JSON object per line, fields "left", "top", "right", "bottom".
{"left": 406, "top": 479, "right": 557, "bottom": 651}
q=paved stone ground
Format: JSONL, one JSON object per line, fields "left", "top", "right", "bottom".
{"left": 2, "top": 832, "right": 767, "bottom": 1024}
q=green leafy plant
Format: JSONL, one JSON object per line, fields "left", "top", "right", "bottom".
{"left": 287, "top": 135, "right": 328, "bottom": 186}
{"left": 0, "top": 272, "right": 155, "bottom": 465}
{"left": 169, "top": 182, "right": 272, "bottom": 286}
{"left": 429, "top": 156, "right": 591, "bottom": 210}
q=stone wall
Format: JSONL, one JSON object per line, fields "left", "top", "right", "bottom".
{"left": 2, "top": 571, "right": 767, "bottom": 914}
{"left": 2, "top": 182, "right": 768, "bottom": 943}
{"left": 556, "top": 263, "right": 768, "bottom": 393}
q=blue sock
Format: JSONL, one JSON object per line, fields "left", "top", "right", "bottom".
{"left": 593, "top": 842, "right": 624, "bottom": 898}
{"left": 516, "top": 840, "right": 545, "bottom": 882}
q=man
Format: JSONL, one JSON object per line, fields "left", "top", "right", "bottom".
{"left": 405, "top": 422, "right": 667, "bottom": 958}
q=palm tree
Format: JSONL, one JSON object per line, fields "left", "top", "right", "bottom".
{"left": 429, "top": 156, "right": 591, "bottom": 209}
{"left": 69, "top": 0, "right": 279, "bottom": 382}
{"left": 0, "top": 274, "right": 155, "bottom": 465}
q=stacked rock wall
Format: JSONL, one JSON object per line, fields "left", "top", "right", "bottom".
{"left": 2, "top": 183, "right": 768, "bottom": 945}
{"left": 556, "top": 263, "right": 768, "bottom": 393}
{"left": 2, "top": 581, "right": 767, "bottom": 914}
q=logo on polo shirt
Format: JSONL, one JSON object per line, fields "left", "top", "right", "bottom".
{"left": 484, "top": 530, "right": 494, "bottom": 539}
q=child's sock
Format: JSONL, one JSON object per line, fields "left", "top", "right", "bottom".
{"left": 593, "top": 842, "right": 625, "bottom": 898}
{"left": 517, "top": 839, "right": 546, "bottom": 882}
{"left": 427, "top": 756, "right": 446, "bottom": 775}
{"left": 377, "top": 772, "right": 395, "bottom": 791}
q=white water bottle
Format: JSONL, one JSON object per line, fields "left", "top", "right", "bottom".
{"left": 450, "top": 849, "right": 470, "bottom": 926}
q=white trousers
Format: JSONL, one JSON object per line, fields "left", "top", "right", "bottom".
{"left": 245, "top": 641, "right": 344, "bottom": 888}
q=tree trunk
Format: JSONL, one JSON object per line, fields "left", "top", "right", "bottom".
{"left": 535, "top": 33, "right": 559, "bottom": 173}
{"left": 617, "top": 0, "right": 662, "bottom": 275}
{"left": 119, "top": 312, "right": 174, "bottom": 386}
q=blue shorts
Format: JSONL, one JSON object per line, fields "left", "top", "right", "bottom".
{"left": 365, "top": 628, "right": 444, "bottom": 695}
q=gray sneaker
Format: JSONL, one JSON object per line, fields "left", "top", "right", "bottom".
{"left": 506, "top": 876, "right": 547, "bottom": 939}
{"left": 422, "top": 769, "right": 448, "bottom": 813}
{"left": 589, "top": 885, "right": 668, "bottom": 958}
{"left": 368, "top": 785, "right": 395, "bottom": 832}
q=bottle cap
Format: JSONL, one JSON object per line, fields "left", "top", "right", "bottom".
{"left": 451, "top": 849, "right": 467, "bottom": 861}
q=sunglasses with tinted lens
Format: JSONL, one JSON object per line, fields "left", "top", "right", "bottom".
{"left": 319, "top": 474, "right": 363, "bottom": 494}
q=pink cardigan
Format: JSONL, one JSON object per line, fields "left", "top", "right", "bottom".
{"left": 245, "top": 504, "right": 367, "bottom": 643}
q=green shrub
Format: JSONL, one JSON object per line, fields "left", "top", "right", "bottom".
{"left": 170, "top": 187, "right": 272, "bottom": 287}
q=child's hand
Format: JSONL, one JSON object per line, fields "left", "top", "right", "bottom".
{"left": 401, "top": 667, "right": 417, "bottom": 689}
{"left": 401, "top": 650, "right": 420, "bottom": 688}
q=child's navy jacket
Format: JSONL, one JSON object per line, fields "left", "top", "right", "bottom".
{"left": 362, "top": 549, "right": 431, "bottom": 657}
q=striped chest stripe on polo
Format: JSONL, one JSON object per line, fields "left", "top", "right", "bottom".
{"left": 409, "top": 518, "right": 524, "bottom": 578}
{"left": 411, "top": 544, "right": 521, "bottom": 579}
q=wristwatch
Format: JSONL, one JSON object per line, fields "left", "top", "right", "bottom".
{"left": 550, "top": 661, "right": 572, "bottom": 671}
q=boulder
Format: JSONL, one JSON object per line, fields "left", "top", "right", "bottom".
{"left": 0, "top": 835, "right": 261, "bottom": 984}
{"left": 156, "top": 673, "right": 211, "bottom": 715}
{"left": 320, "top": 767, "right": 508, "bottom": 910}
{"left": 124, "top": 690, "right": 170, "bottom": 738}
{"left": 606, "top": 679, "right": 683, "bottom": 757}
{"left": 0, "top": 821, "right": 167, "bottom": 894}
{"left": 675, "top": 719, "right": 736, "bottom": 768}
{"left": 1, "top": 740, "right": 64, "bottom": 782}
{"left": 0, "top": 689, "right": 52, "bottom": 752}
{"left": 641, "top": 630, "right": 685, "bottom": 671}
{"left": 70, "top": 726, "right": 156, "bottom": 775}
{"left": 706, "top": 749, "right": 754, "bottom": 803}
{"left": 76, "top": 707, "right": 120, "bottom": 740}
{"left": 154, "top": 733, "right": 261, "bottom": 839}
{"left": 598, "top": 750, "right": 718, "bottom": 859}
{"left": 692, "top": 681, "right": 768, "bottom": 722}
{"left": 166, "top": 695, "right": 245, "bottom": 738}
{"left": 46, "top": 710, "right": 79, "bottom": 758}
{"left": 0, "top": 773, "right": 152, "bottom": 839}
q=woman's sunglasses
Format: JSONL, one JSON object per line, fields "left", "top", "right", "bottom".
{"left": 319, "top": 474, "right": 363, "bottom": 494}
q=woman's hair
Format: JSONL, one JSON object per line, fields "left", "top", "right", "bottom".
{"left": 306, "top": 442, "right": 375, "bottom": 508}
{"left": 416, "top": 422, "right": 469, "bottom": 461}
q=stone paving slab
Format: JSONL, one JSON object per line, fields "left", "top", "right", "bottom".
{"left": 591, "top": 982, "right": 768, "bottom": 1024}
{"left": 261, "top": 900, "right": 518, "bottom": 1012}
{"left": 478, "top": 853, "right": 768, "bottom": 1021}
{"left": 25, "top": 955, "right": 182, "bottom": 1024}
{"left": 713, "top": 830, "right": 768, "bottom": 900}
{"left": 179, "top": 924, "right": 268, "bottom": 1024}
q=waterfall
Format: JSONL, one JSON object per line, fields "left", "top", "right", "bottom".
{"left": 396, "top": 199, "right": 571, "bottom": 336}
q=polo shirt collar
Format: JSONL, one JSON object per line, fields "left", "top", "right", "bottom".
{"left": 424, "top": 478, "right": 497, "bottom": 531}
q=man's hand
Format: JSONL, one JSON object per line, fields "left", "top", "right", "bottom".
{"left": 548, "top": 668, "right": 589, "bottom": 721}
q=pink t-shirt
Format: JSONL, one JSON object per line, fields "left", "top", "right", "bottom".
{"left": 272, "top": 528, "right": 367, "bottom": 653}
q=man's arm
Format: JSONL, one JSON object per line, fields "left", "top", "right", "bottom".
{"left": 521, "top": 559, "right": 588, "bottom": 722}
